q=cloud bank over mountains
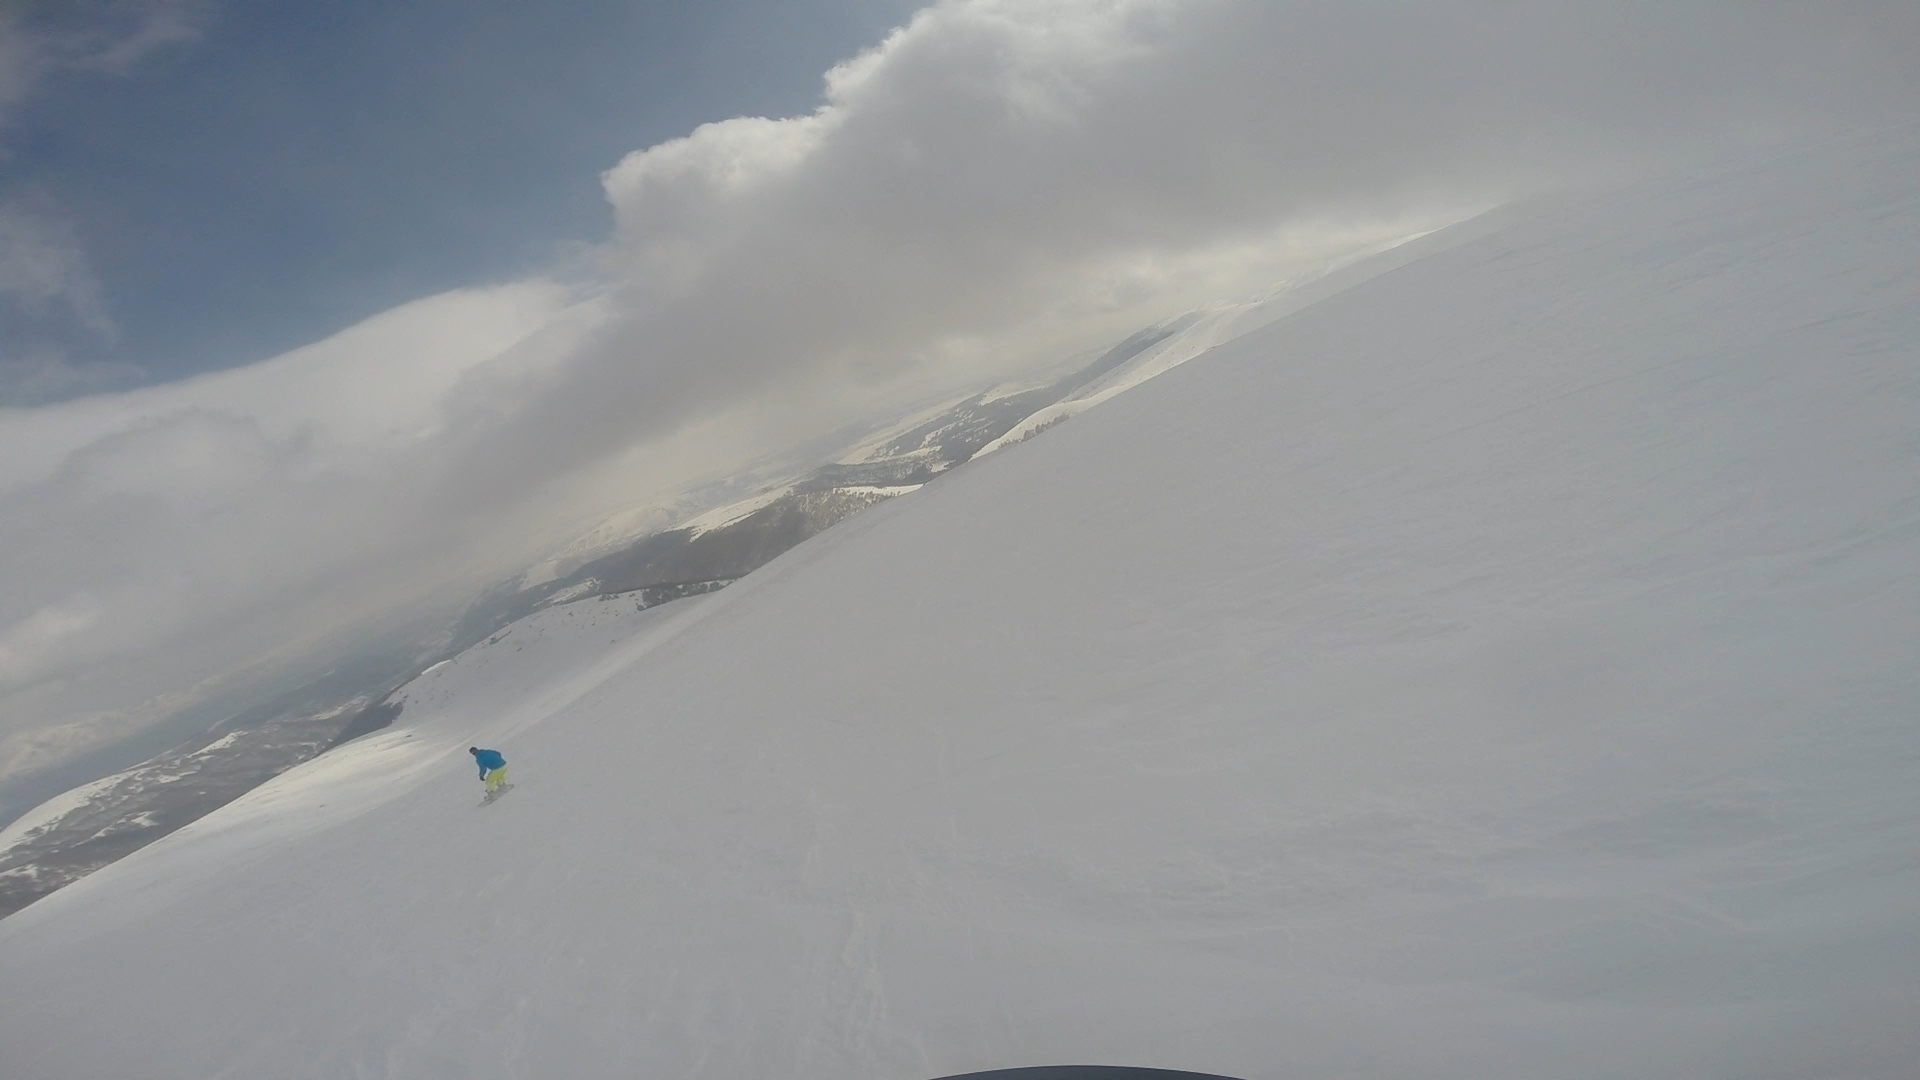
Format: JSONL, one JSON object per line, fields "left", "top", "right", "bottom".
{"left": 2, "top": 0, "right": 1916, "bottom": 789}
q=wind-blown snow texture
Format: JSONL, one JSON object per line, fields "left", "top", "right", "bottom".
{"left": 3, "top": 129, "right": 1919, "bottom": 1080}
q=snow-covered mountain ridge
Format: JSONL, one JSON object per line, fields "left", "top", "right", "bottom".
{"left": 0, "top": 281, "right": 1279, "bottom": 917}
{"left": 3, "top": 128, "right": 1918, "bottom": 1079}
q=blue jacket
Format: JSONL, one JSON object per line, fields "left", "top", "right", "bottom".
{"left": 473, "top": 748, "right": 506, "bottom": 777}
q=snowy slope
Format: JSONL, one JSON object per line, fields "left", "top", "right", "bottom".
{"left": 4, "top": 128, "right": 1920, "bottom": 1080}
{"left": 974, "top": 235, "right": 1445, "bottom": 458}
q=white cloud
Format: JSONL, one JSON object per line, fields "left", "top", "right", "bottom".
{"left": 0, "top": 201, "right": 111, "bottom": 336}
{"left": 0, "top": 347, "right": 139, "bottom": 408}
{"left": 0, "top": 200, "right": 131, "bottom": 408}
{"left": 2, "top": 0, "right": 1917, "bottom": 789}
{"left": 0, "top": 2, "right": 207, "bottom": 410}
{"left": 0, "top": 594, "right": 101, "bottom": 691}
{"left": 0, "top": 1, "right": 204, "bottom": 125}
{"left": 0, "top": 283, "right": 575, "bottom": 698}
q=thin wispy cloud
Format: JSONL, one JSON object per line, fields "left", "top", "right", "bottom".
{"left": 0, "top": 191, "right": 138, "bottom": 407}
{"left": 1, "top": 0, "right": 1916, "bottom": 791}
{"left": 0, "top": 197, "right": 113, "bottom": 330}
{"left": 0, "top": 1, "right": 206, "bottom": 408}
{"left": 0, "top": 0, "right": 203, "bottom": 121}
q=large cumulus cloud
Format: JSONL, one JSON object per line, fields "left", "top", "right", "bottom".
{"left": 2, "top": 0, "right": 1916, "bottom": 790}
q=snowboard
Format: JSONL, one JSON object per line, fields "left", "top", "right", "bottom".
{"left": 479, "top": 784, "right": 515, "bottom": 807}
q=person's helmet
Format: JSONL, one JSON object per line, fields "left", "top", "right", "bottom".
{"left": 469, "top": 747, "right": 478, "bottom": 754}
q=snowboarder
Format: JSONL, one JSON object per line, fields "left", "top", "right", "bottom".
{"left": 470, "top": 746, "right": 510, "bottom": 801}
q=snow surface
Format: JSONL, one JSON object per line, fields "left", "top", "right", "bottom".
{"left": 836, "top": 483, "right": 926, "bottom": 498}
{"left": 0, "top": 771, "right": 122, "bottom": 858}
{"left": 680, "top": 486, "right": 795, "bottom": 537}
{"left": 4, "top": 129, "right": 1920, "bottom": 1080}
{"left": 974, "top": 230, "right": 1462, "bottom": 459}
{"left": 835, "top": 392, "right": 984, "bottom": 464}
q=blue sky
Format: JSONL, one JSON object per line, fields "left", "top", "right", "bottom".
{"left": 1, "top": 0, "right": 916, "bottom": 396}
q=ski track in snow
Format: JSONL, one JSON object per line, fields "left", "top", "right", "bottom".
{"left": 3, "top": 129, "right": 1920, "bottom": 1080}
